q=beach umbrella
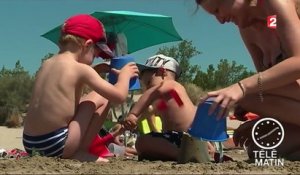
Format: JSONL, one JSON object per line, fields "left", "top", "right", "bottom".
{"left": 41, "top": 10, "right": 183, "bottom": 55}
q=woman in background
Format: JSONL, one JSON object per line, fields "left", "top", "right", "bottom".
{"left": 195, "top": 0, "right": 300, "bottom": 160}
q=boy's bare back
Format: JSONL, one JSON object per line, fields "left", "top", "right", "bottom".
{"left": 150, "top": 80, "right": 196, "bottom": 132}
{"left": 25, "top": 53, "right": 138, "bottom": 136}
{"left": 25, "top": 54, "right": 90, "bottom": 135}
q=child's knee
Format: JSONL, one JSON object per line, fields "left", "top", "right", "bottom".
{"left": 81, "top": 91, "right": 109, "bottom": 107}
{"left": 94, "top": 99, "right": 110, "bottom": 117}
{"left": 98, "top": 96, "right": 109, "bottom": 105}
{"left": 135, "top": 137, "right": 145, "bottom": 152}
{"left": 102, "top": 98, "right": 109, "bottom": 106}
{"left": 135, "top": 136, "right": 151, "bottom": 152}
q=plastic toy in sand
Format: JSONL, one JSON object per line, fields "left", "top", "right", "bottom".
{"left": 89, "top": 135, "right": 114, "bottom": 158}
{"left": 188, "top": 97, "right": 228, "bottom": 142}
{"left": 180, "top": 97, "right": 229, "bottom": 163}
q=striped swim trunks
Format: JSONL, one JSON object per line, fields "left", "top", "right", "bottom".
{"left": 23, "top": 127, "right": 68, "bottom": 157}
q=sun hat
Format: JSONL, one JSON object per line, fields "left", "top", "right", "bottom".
{"left": 138, "top": 54, "right": 181, "bottom": 78}
{"left": 61, "top": 14, "right": 114, "bottom": 59}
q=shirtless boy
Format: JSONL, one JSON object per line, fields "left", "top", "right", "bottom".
{"left": 23, "top": 14, "right": 139, "bottom": 163}
{"left": 124, "top": 54, "right": 211, "bottom": 161}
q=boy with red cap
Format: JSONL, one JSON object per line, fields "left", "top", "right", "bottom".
{"left": 23, "top": 14, "right": 139, "bottom": 163}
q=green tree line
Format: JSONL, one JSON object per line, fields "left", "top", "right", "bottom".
{"left": 0, "top": 40, "right": 254, "bottom": 126}
{"left": 0, "top": 61, "right": 34, "bottom": 126}
{"left": 157, "top": 40, "right": 255, "bottom": 90}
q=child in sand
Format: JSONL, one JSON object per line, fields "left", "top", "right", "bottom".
{"left": 124, "top": 54, "right": 213, "bottom": 161}
{"left": 23, "top": 14, "right": 139, "bottom": 163}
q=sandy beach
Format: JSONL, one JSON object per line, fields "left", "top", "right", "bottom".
{"left": 1, "top": 126, "right": 300, "bottom": 174}
{"left": 0, "top": 119, "right": 243, "bottom": 151}
{"left": 0, "top": 126, "right": 23, "bottom": 150}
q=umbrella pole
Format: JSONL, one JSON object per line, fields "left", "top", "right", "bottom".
{"left": 122, "top": 91, "right": 135, "bottom": 148}
{"left": 112, "top": 106, "right": 118, "bottom": 121}
{"left": 214, "top": 142, "right": 224, "bottom": 162}
{"left": 121, "top": 104, "right": 125, "bottom": 119}
{"left": 116, "top": 103, "right": 128, "bottom": 147}
{"left": 127, "top": 91, "right": 134, "bottom": 111}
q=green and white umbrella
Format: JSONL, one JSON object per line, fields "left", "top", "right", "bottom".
{"left": 42, "top": 10, "right": 182, "bottom": 55}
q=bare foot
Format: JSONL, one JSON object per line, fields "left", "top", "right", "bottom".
{"left": 71, "top": 151, "right": 109, "bottom": 163}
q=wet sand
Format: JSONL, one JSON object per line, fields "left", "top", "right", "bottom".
{"left": 1, "top": 151, "right": 299, "bottom": 174}
{"left": 1, "top": 126, "right": 300, "bottom": 174}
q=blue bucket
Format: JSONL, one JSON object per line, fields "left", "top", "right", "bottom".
{"left": 188, "top": 97, "right": 228, "bottom": 142}
{"left": 108, "top": 56, "right": 141, "bottom": 91}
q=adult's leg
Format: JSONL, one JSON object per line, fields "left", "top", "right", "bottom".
{"left": 235, "top": 81, "right": 300, "bottom": 160}
{"left": 276, "top": 123, "right": 300, "bottom": 159}
{"left": 234, "top": 81, "right": 300, "bottom": 122}
{"left": 63, "top": 91, "right": 110, "bottom": 162}
{"left": 235, "top": 120, "right": 300, "bottom": 160}
{"left": 135, "top": 134, "right": 179, "bottom": 161}
{"left": 267, "top": 80, "right": 300, "bottom": 101}
{"left": 239, "top": 93, "right": 300, "bottom": 126}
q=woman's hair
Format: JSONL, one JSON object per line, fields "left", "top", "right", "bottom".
{"left": 58, "top": 34, "right": 86, "bottom": 52}
{"left": 195, "top": 0, "right": 209, "bottom": 5}
{"left": 196, "top": 0, "right": 258, "bottom": 5}
{"left": 195, "top": 0, "right": 203, "bottom": 5}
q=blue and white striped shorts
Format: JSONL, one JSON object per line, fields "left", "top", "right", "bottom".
{"left": 23, "top": 127, "right": 68, "bottom": 157}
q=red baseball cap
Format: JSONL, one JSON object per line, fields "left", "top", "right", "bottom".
{"left": 62, "top": 14, "right": 114, "bottom": 59}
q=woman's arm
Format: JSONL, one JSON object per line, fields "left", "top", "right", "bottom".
{"left": 202, "top": 0, "right": 300, "bottom": 117}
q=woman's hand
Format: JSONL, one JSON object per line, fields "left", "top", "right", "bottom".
{"left": 200, "top": 82, "right": 245, "bottom": 118}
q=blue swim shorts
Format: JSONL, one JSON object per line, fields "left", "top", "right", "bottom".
{"left": 23, "top": 127, "right": 68, "bottom": 157}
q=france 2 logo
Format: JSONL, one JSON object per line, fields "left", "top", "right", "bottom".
{"left": 267, "top": 15, "right": 277, "bottom": 29}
